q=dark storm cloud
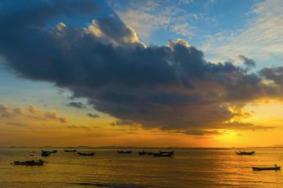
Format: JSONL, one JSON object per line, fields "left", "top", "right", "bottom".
{"left": 260, "top": 67, "right": 283, "bottom": 86}
{"left": 0, "top": 0, "right": 281, "bottom": 135}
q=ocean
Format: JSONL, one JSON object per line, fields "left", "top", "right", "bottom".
{"left": 0, "top": 148, "right": 283, "bottom": 188}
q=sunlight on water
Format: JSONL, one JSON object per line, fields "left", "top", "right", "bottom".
{"left": 0, "top": 148, "right": 283, "bottom": 187}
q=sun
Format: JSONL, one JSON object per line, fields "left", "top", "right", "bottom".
{"left": 215, "top": 130, "right": 240, "bottom": 147}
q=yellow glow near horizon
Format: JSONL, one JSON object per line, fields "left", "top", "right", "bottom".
{"left": 215, "top": 130, "right": 240, "bottom": 146}
{"left": 2, "top": 99, "right": 283, "bottom": 147}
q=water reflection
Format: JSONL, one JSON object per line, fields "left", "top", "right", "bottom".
{"left": 0, "top": 148, "right": 282, "bottom": 187}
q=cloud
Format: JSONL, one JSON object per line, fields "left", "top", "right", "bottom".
{"left": 108, "top": 0, "right": 197, "bottom": 41}
{"left": 44, "top": 111, "right": 66, "bottom": 123}
{"left": 87, "top": 113, "right": 100, "bottom": 118}
{"left": 86, "top": 18, "right": 139, "bottom": 45}
{"left": 0, "top": 0, "right": 282, "bottom": 135}
{"left": 0, "top": 105, "right": 67, "bottom": 123}
{"left": 239, "top": 55, "right": 256, "bottom": 70}
{"left": 183, "top": 129, "right": 221, "bottom": 136}
{"left": 68, "top": 101, "right": 86, "bottom": 109}
{"left": 201, "top": 0, "right": 283, "bottom": 65}
{"left": 67, "top": 124, "right": 90, "bottom": 129}
{"left": 111, "top": 119, "right": 136, "bottom": 126}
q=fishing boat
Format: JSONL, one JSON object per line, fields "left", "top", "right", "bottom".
{"left": 117, "top": 150, "right": 132, "bottom": 154}
{"left": 153, "top": 151, "right": 174, "bottom": 157}
{"left": 51, "top": 150, "right": 57, "bottom": 153}
{"left": 41, "top": 150, "right": 52, "bottom": 157}
{"left": 138, "top": 151, "right": 153, "bottom": 155}
{"left": 236, "top": 151, "right": 255, "bottom": 155}
{"left": 252, "top": 164, "right": 281, "bottom": 171}
{"left": 77, "top": 152, "right": 95, "bottom": 156}
{"left": 138, "top": 151, "right": 146, "bottom": 155}
{"left": 64, "top": 149, "right": 77, "bottom": 152}
{"left": 13, "top": 159, "right": 45, "bottom": 166}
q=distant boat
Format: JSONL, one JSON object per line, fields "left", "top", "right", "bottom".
{"left": 236, "top": 151, "right": 255, "bottom": 155}
{"left": 117, "top": 150, "right": 132, "bottom": 154}
{"left": 138, "top": 151, "right": 154, "bottom": 155}
{"left": 252, "top": 164, "right": 281, "bottom": 171}
{"left": 64, "top": 149, "right": 77, "bottom": 152}
{"left": 153, "top": 151, "right": 174, "bottom": 157}
{"left": 13, "top": 159, "right": 45, "bottom": 166}
{"left": 77, "top": 152, "right": 95, "bottom": 156}
{"left": 29, "top": 151, "right": 36, "bottom": 156}
{"left": 41, "top": 150, "right": 57, "bottom": 157}
{"left": 41, "top": 150, "right": 52, "bottom": 157}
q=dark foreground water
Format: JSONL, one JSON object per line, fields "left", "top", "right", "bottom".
{"left": 0, "top": 148, "right": 283, "bottom": 188}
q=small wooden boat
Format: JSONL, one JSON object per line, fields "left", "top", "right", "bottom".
{"left": 153, "top": 151, "right": 174, "bottom": 157}
{"left": 64, "top": 149, "right": 77, "bottom": 152}
{"left": 117, "top": 150, "right": 132, "bottom": 154}
{"left": 252, "top": 165, "right": 281, "bottom": 171}
{"left": 138, "top": 151, "right": 153, "bottom": 155}
{"left": 41, "top": 150, "right": 52, "bottom": 157}
{"left": 236, "top": 151, "right": 255, "bottom": 155}
{"left": 13, "top": 159, "right": 45, "bottom": 166}
{"left": 77, "top": 152, "right": 95, "bottom": 156}
{"left": 51, "top": 150, "right": 57, "bottom": 153}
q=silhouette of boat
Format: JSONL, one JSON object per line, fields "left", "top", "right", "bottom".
{"left": 13, "top": 159, "right": 45, "bottom": 166}
{"left": 64, "top": 149, "right": 77, "bottom": 152}
{"left": 77, "top": 152, "right": 95, "bottom": 156}
{"left": 153, "top": 151, "right": 174, "bottom": 157}
{"left": 29, "top": 151, "right": 36, "bottom": 156}
{"left": 41, "top": 149, "right": 57, "bottom": 157}
{"left": 236, "top": 151, "right": 255, "bottom": 155}
{"left": 138, "top": 151, "right": 154, "bottom": 155}
{"left": 252, "top": 164, "right": 281, "bottom": 171}
{"left": 41, "top": 150, "right": 52, "bottom": 157}
{"left": 117, "top": 150, "right": 132, "bottom": 154}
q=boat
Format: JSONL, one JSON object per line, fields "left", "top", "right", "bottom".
{"left": 13, "top": 159, "right": 45, "bottom": 166}
{"left": 117, "top": 150, "right": 132, "bottom": 154}
{"left": 51, "top": 150, "right": 57, "bottom": 153}
{"left": 138, "top": 151, "right": 153, "bottom": 155}
{"left": 64, "top": 149, "right": 77, "bottom": 152}
{"left": 252, "top": 165, "right": 281, "bottom": 171}
{"left": 153, "top": 151, "right": 174, "bottom": 157}
{"left": 77, "top": 152, "right": 95, "bottom": 156}
{"left": 236, "top": 151, "right": 255, "bottom": 155}
{"left": 41, "top": 150, "right": 52, "bottom": 157}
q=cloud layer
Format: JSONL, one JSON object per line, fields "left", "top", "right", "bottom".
{"left": 0, "top": 0, "right": 282, "bottom": 134}
{"left": 0, "top": 105, "right": 66, "bottom": 123}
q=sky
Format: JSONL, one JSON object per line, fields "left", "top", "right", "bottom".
{"left": 0, "top": 0, "right": 283, "bottom": 147}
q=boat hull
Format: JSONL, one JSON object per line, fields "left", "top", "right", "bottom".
{"left": 252, "top": 167, "right": 281, "bottom": 171}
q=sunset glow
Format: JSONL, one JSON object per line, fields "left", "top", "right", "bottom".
{"left": 0, "top": 0, "right": 283, "bottom": 148}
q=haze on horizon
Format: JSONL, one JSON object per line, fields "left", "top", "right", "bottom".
{"left": 0, "top": 0, "right": 283, "bottom": 148}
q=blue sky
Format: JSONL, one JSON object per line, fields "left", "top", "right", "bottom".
{"left": 109, "top": 0, "right": 282, "bottom": 67}
{"left": 109, "top": 0, "right": 258, "bottom": 44}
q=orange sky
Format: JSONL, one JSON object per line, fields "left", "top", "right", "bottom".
{"left": 1, "top": 99, "right": 283, "bottom": 148}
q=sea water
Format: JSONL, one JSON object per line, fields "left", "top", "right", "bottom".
{"left": 0, "top": 148, "right": 283, "bottom": 188}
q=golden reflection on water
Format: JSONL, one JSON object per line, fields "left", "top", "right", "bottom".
{"left": 0, "top": 148, "right": 283, "bottom": 187}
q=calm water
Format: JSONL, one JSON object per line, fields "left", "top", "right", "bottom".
{"left": 0, "top": 148, "right": 283, "bottom": 188}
